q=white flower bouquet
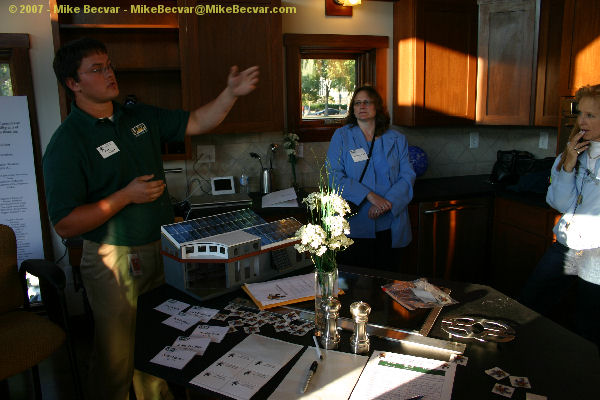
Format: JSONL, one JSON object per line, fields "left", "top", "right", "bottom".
{"left": 294, "top": 180, "right": 353, "bottom": 273}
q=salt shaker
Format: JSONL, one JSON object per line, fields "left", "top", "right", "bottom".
{"left": 320, "top": 298, "right": 341, "bottom": 350}
{"left": 350, "top": 301, "right": 371, "bottom": 354}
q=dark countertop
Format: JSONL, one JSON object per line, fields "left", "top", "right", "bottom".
{"left": 412, "top": 174, "right": 550, "bottom": 208}
{"left": 135, "top": 266, "right": 600, "bottom": 399}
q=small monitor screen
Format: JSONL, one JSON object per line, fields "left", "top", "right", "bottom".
{"left": 211, "top": 176, "right": 235, "bottom": 195}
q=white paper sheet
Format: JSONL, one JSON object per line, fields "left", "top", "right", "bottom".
{"left": 349, "top": 350, "right": 456, "bottom": 400}
{"left": 243, "top": 273, "right": 315, "bottom": 308}
{"left": 269, "top": 347, "right": 368, "bottom": 399}
{"left": 261, "top": 187, "right": 298, "bottom": 208}
{"left": 154, "top": 299, "right": 190, "bottom": 315}
{"left": 150, "top": 346, "right": 196, "bottom": 370}
{"left": 172, "top": 336, "right": 212, "bottom": 356}
{"left": 190, "top": 324, "right": 230, "bottom": 343}
{"left": 162, "top": 312, "right": 201, "bottom": 331}
{"left": 0, "top": 96, "right": 44, "bottom": 266}
{"left": 190, "top": 334, "right": 303, "bottom": 400}
{"left": 185, "top": 306, "right": 220, "bottom": 322}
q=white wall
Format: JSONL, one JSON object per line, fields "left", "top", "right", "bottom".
{"left": 2, "top": 7, "right": 83, "bottom": 311}
{"left": 2, "top": 9, "right": 64, "bottom": 249}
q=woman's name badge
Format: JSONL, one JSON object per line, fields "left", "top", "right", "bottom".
{"left": 350, "top": 148, "right": 368, "bottom": 162}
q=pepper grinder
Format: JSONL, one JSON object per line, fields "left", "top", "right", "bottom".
{"left": 350, "top": 301, "right": 371, "bottom": 354}
{"left": 320, "top": 298, "right": 341, "bottom": 350}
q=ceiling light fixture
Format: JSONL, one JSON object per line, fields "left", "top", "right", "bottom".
{"left": 325, "top": 0, "right": 360, "bottom": 17}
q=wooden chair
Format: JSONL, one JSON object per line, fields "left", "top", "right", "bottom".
{"left": 0, "top": 224, "right": 83, "bottom": 399}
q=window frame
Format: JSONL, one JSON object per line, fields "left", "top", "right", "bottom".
{"left": 284, "top": 34, "right": 388, "bottom": 142}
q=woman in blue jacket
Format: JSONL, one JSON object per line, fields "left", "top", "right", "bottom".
{"left": 520, "top": 84, "right": 600, "bottom": 349}
{"left": 327, "top": 86, "right": 416, "bottom": 271}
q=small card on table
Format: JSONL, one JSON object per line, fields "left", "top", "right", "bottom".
{"left": 154, "top": 299, "right": 190, "bottom": 316}
{"left": 172, "top": 336, "right": 211, "bottom": 356}
{"left": 150, "top": 346, "right": 196, "bottom": 370}
{"left": 162, "top": 311, "right": 201, "bottom": 331}
{"left": 191, "top": 324, "right": 229, "bottom": 343}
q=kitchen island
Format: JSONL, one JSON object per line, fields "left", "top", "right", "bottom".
{"left": 134, "top": 265, "right": 599, "bottom": 399}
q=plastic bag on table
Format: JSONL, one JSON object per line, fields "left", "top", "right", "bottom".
{"left": 381, "top": 278, "right": 458, "bottom": 311}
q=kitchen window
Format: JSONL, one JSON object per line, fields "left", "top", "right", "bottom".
{"left": 1, "top": 63, "right": 13, "bottom": 95}
{"left": 284, "top": 34, "right": 388, "bottom": 142}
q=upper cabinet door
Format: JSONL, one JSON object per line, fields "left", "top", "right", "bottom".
{"left": 534, "top": 0, "right": 563, "bottom": 126}
{"left": 179, "top": 0, "right": 283, "bottom": 134}
{"left": 477, "top": 0, "right": 537, "bottom": 125}
{"left": 559, "top": 0, "right": 600, "bottom": 96}
{"left": 393, "top": 0, "right": 478, "bottom": 126}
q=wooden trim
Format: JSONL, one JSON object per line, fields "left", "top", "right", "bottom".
{"left": 0, "top": 34, "right": 29, "bottom": 48}
{"left": 284, "top": 34, "right": 388, "bottom": 142}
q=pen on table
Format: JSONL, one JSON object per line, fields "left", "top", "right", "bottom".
{"left": 300, "top": 360, "right": 319, "bottom": 394}
{"left": 312, "top": 335, "right": 323, "bottom": 360}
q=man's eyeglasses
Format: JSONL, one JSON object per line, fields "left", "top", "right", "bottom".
{"left": 353, "top": 100, "right": 373, "bottom": 107}
{"left": 80, "top": 62, "right": 115, "bottom": 76}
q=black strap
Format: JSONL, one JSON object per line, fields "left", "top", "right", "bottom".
{"left": 358, "top": 137, "right": 375, "bottom": 183}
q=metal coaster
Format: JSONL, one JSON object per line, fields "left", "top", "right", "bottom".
{"left": 441, "top": 316, "right": 516, "bottom": 342}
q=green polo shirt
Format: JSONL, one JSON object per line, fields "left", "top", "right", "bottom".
{"left": 43, "top": 102, "right": 189, "bottom": 246}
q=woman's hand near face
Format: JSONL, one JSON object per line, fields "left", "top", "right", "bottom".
{"left": 563, "top": 130, "right": 590, "bottom": 172}
{"left": 366, "top": 192, "right": 392, "bottom": 219}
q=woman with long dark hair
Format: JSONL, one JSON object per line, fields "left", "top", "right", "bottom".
{"left": 326, "top": 86, "right": 416, "bottom": 271}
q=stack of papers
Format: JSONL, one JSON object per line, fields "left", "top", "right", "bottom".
{"left": 261, "top": 187, "right": 298, "bottom": 208}
{"left": 190, "top": 334, "right": 303, "bottom": 400}
{"left": 242, "top": 273, "right": 316, "bottom": 309}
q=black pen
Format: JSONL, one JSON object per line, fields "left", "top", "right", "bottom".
{"left": 300, "top": 360, "right": 319, "bottom": 393}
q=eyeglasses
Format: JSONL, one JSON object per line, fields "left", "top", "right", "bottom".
{"left": 80, "top": 62, "right": 115, "bottom": 76}
{"left": 353, "top": 100, "right": 373, "bottom": 107}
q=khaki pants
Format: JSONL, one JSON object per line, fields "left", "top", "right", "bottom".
{"left": 80, "top": 240, "right": 173, "bottom": 400}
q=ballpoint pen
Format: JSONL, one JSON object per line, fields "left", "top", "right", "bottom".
{"left": 312, "top": 335, "right": 323, "bottom": 360}
{"left": 300, "top": 360, "right": 318, "bottom": 393}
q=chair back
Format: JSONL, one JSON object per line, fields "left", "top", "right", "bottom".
{"left": 0, "top": 224, "right": 24, "bottom": 313}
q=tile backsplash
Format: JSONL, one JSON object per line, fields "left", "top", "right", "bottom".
{"left": 164, "top": 126, "right": 558, "bottom": 201}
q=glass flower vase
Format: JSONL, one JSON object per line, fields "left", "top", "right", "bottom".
{"left": 314, "top": 266, "right": 339, "bottom": 337}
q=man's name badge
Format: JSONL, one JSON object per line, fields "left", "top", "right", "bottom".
{"left": 350, "top": 148, "right": 368, "bottom": 162}
{"left": 96, "top": 141, "right": 120, "bottom": 159}
{"left": 128, "top": 253, "right": 143, "bottom": 276}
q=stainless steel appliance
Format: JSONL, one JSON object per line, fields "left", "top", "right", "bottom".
{"left": 417, "top": 197, "right": 492, "bottom": 283}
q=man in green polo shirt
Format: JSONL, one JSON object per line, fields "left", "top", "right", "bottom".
{"left": 43, "top": 37, "right": 259, "bottom": 400}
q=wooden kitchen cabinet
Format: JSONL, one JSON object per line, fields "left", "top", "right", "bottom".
{"left": 491, "top": 197, "right": 560, "bottom": 297}
{"left": 534, "top": 0, "right": 564, "bottom": 126}
{"left": 393, "top": 0, "right": 478, "bottom": 126}
{"left": 477, "top": 0, "right": 562, "bottom": 126}
{"left": 50, "top": 0, "right": 190, "bottom": 159}
{"left": 559, "top": 0, "right": 600, "bottom": 96}
{"left": 476, "top": 0, "right": 537, "bottom": 125}
{"left": 179, "top": 0, "right": 283, "bottom": 134}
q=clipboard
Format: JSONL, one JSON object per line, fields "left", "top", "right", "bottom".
{"left": 242, "top": 273, "right": 343, "bottom": 310}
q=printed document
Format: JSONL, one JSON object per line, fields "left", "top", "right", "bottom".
{"left": 349, "top": 350, "right": 456, "bottom": 400}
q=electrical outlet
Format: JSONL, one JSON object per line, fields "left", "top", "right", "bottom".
{"left": 539, "top": 131, "right": 549, "bottom": 149}
{"left": 196, "top": 145, "right": 215, "bottom": 163}
{"left": 469, "top": 132, "right": 479, "bottom": 149}
{"left": 297, "top": 143, "right": 304, "bottom": 158}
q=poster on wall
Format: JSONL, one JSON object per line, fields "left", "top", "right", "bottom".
{"left": 0, "top": 96, "right": 44, "bottom": 266}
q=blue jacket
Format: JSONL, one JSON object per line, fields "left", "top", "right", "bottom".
{"left": 326, "top": 124, "right": 416, "bottom": 247}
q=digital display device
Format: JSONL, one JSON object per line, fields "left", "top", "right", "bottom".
{"left": 211, "top": 176, "right": 235, "bottom": 195}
